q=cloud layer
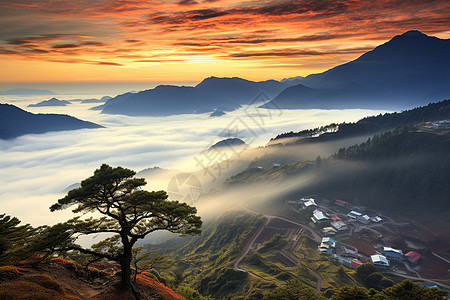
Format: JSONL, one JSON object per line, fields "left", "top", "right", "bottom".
{"left": 0, "top": 95, "right": 387, "bottom": 226}
{"left": 0, "top": 0, "right": 449, "bottom": 82}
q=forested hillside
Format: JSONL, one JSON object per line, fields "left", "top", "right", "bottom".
{"left": 271, "top": 99, "right": 450, "bottom": 145}
{"left": 227, "top": 126, "right": 450, "bottom": 221}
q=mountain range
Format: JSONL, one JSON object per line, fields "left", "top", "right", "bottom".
{"left": 28, "top": 98, "right": 71, "bottom": 107}
{"left": 0, "top": 104, "right": 103, "bottom": 139}
{"left": 100, "top": 77, "right": 296, "bottom": 116}
{"left": 0, "top": 88, "right": 56, "bottom": 95}
{"left": 98, "top": 31, "right": 449, "bottom": 116}
{"left": 262, "top": 30, "right": 450, "bottom": 110}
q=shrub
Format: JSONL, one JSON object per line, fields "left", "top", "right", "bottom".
{"left": 22, "top": 274, "right": 64, "bottom": 293}
{"left": 0, "top": 266, "right": 20, "bottom": 280}
{"left": 0, "top": 281, "right": 81, "bottom": 300}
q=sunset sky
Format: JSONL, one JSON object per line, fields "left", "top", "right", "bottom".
{"left": 0, "top": 0, "right": 449, "bottom": 91}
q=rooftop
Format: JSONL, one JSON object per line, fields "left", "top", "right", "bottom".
{"left": 313, "top": 209, "right": 329, "bottom": 220}
{"left": 348, "top": 211, "right": 362, "bottom": 217}
{"left": 384, "top": 247, "right": 403, "bottom": 255}
{"left": 371, "top": 254, "right": 389, "bottom": 266}
{"left": 405, "top": 251, "right": 421, "bottom": 262}
{"left": 335, "top": 199, "right": 348, "bottom": 204}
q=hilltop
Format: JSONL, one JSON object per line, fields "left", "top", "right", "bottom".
{"left": 0, "top": 260, "right": 184, "bottom": 300}
{"left": 262, "top": 31, "right": 450, "bottom": 110}
{"left": 0, "top": 103, "right": 103, "bottom": 139}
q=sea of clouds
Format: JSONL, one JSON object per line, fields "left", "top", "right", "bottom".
{"left": 0, "top": 94, "right": 389, "bottom": 227}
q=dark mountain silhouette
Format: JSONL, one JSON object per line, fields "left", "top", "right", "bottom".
{"left": 28, "top": 98, "right": 71, "bottom": 107}
{"left": 0, "top": 104, "right": 103, "bottom": 139}
{"left": 210, "top": 109, "right": 226, "bottom": 117}
{"left": 263, "top": 31, "right": 450, "bottom": 110}
{"left": 0, "top": 88, "right": 55, "bottom": 95}
{"left": 80, "top": 96, "right": 112, "bottom": 104}
{"left": 101, "top": 77, "right": 290, "bottom": 116}
{"left": 208, "top": 138, "right": 246, "bottom": 150}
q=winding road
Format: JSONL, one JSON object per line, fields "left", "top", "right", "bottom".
{"left": 234, "top": 207, "right": 323, "bottom": 293}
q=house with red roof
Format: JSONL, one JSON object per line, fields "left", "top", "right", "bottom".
{"left": 335, "top": 199, "right": 349, "bottom": 207}
{"left": 405, "top": 251, "right": 421, "bottom": 264}
{"left": 351, "top": 260, "right": 363, "bottom": 269}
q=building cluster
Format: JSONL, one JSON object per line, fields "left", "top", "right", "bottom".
{"left": 370, "top": 247, "right": 421, "bottom": 268}
{"left": 290, "top": 196, "right": 423, "bottom": 272}
{"left": 294, "top": 198, "right": 383, "bottom": 233}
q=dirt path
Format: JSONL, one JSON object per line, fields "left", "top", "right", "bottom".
{"left": 233, "top": 216, "right": 271, "bottom": 274}
{"left": 234, "top": 208, "right": 323, "bottom": 293}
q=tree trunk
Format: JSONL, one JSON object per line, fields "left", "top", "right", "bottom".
{"left": 120, "top": 254, "right": 132, "bottom": 289}
{"left": 119, "top": 240, "right": 133, "bottom": 289}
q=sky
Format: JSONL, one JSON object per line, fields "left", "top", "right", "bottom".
{"left": 1, "top": 0, "right": 449, "bottom": 91}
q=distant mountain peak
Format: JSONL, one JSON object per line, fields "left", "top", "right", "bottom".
{"left": 400, "top": 30, "right": 428, "bottom": 37}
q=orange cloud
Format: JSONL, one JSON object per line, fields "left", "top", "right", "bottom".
{"left": 0, "top": 0, "right": 449, "bottom": 82}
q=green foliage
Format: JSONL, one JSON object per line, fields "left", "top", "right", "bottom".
{"left": 148, "top": 211, "right": 266, "bottom": 299}
{"left": 330, "top": 279, "right": 448, "bottom": 300}
{"left": 49, "top": 164, "right": 202, "bottom": 289}
{"left": 175, "top": 284, "right": 210, "bottom": 300}
{"left": 330, "top": 285, "right": 371, "bottom": 300}
{"left": 355, "top": 263, "right": 393, "bottom": 291}
{"left": 259, "top": 233, "right": 288, "bottom": 254}
{"left": 374, "top": 279, "right": 448, "bottom": 299}
{"left": 0, "top": 214, "right": 35, "bottom": 265}
{"left": 263, "top": 278, "right": 324, "bottom": 299}
{"left": 356, "top": 263, "right": 378, "bottom": 281}
{"left": 132, "top": 246, "right": 165, "bottom": 282}
{"left": 273, "top": 99, "right": 450, "bottom": 143}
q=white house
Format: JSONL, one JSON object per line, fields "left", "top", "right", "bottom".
{"left": 322, "top": 227, "right": 337, "bottom": 235}
{"left": 331, "top": 220, "right": 348, "bottom": 231}
{"left": 303, "top": 199, "right": 318, "bottom": 208}
{"left": 371, "top": 254, "right": 390, "bottom": 268}
{"left": 347, "top": 211, "right": 362, "bottom": 220}
{"left": 358, "top": 214, "right": 370, "bottom": 224}
{"left": 370, "top": 216, "right": 382, "bottom": 223}
{"left": 322, "top": 237, "right": 336, "bottom": 248}
{"left": 311, "top": 209, "right": 329, "bottom": 224}
{"left": 383, "top": 247, "right": 403, "bottom": 262}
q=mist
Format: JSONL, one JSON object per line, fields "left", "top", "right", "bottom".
{"left": 0, "top": 94, "right": 388, "bottom": 227}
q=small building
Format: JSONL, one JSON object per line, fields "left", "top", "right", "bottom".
{"left": 303, "top": 199, "right": 318, "bottom": 209}
{"left": 350, "top": 260, "right": 363, "bottom": 269}
{"left": 370, "top": 216, "right": 382, "bottom": 223}
{"left": 383, "top": 247, "right": 403, "bottom": 262}
{"left": 358, "top": 214, "right": 370, "bottom": 224}
{"left": 371, "top": 254, "right": 390, "bottom": 268}
{"left": 335, "top": 199, "right": 349, "bottom": 207}
{"left": 331, "top": 216, "right": 341, "bottom": 222}
{"left": 331, "top": 220, "right": 348, "bottom": 231}
{"left": 322, "top": 227, "right": 337, "bottom": 235}
{"left": 322, "top": 237, "right": 336, "bottom": 248}
{"left": 405, "top": 251, "right": 421, "bottom": 264}
{"left": 319, "top": 243, "right": 332, "bottom": 254}
{"left": 347, "top": 211, "right": 362, "bottom": 220}
{"left": 311, "top": 209, "right": 329, "bottom": 224}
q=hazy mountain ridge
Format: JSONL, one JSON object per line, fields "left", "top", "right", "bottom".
{"left": 0, "top": 88, "right": 56, "bottom": 95}
{"left": 28, "top": 98, "right": 71, "bottom": 107}
{"left": 100, "top": 77, "right": 290, "bottom": 116}
{"left": 0, "top": 104, "right": 103, "bottom": 139}
{"left": 263, "top": 31, "right": 450, "bottom": 110}
{"left": 270, "top": 99, "right": 450, "bottom": 145}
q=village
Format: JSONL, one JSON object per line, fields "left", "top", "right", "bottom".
{"left": 286, "top": 196, "right": 450, "bottom": 290}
